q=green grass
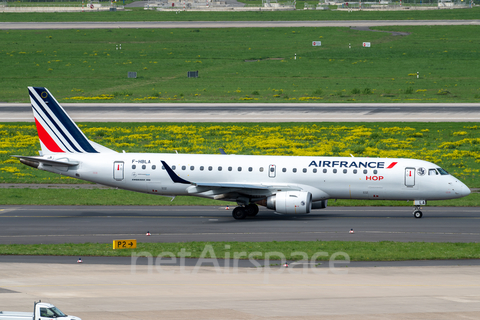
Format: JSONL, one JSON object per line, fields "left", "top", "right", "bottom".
{"left": 0, "top": 188, "right": 233, "bottom": 205}
{"left": 1, "top": 6, "right": 479, "bottom": 22}
{"left": 0, "top": 187, "right": 477, "bottom": 205}
{"left": 0, "top": 241, "right": 479, "bottom": 261}
{"left": 2, "top": 122, "right": 480, "bottom": 188}
{"left": 2, "top": 25, "right": 480, "bottom": 103}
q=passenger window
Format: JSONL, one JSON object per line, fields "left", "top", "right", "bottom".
{"left": 323, "top": 169, "right": 327, "bottom": 173}
{"left": 208, "top": 166, "right": 213, "bottom": 171}
{"left": 238, "top": 167, "right": 242, "bottom": 172}
{"left": 218, "top": 166, "right": 222, "bottom": 171}
{"left": 363, "top": 169, "right": 367, "bottom": 174}
{"left": 313, "top": 168, "right": 317, "bottom": 173}
{"left": 259, "top": 167, "right": 264, "bottom": 172}
{"left": 228, "top": 167, "right": 232, "bottom": 171}
{"left": 343, "top": 169, "right": 347, "bottom": 174}
{"left": 182, "top": 166, "right": 186, "bottom": 170}
{"left": 270, "top": 167, "right": 274, "bottom": 172}
{"left": 172, "top": 165, "right": 176, "bottom": 170}
{"left": 132, "top": 165, "right": 136, "bottom": 169}
{"left": 293, "top": 168, "right": 297, "bottom": 173}
{"left": 353, "top": 169, "right": 357, "bottom": 174}
{"left": 142, "top": 165, "right": 146, "bottom": 170}
{"left": 248, "top": 167, "right": 253, "bottom": 172}
{"left": 373, "top": 170, "right": 378, "bottom": 174}
{"left": 333, "top": 169, "right": 337, "bottom": 174}
{"left": 200, "top": 166, "right": 204, "bottom": 171}
{"left": 152, "top": 165, "right": 156, "bottom": 170}
{"left": 190, "top": 166, "right": 194, "bottom": 171}
{"left": 303, "top": 168, "right": 307, "bottom": 173}
{"left": 282, "top": 168, "right": 286, "bottom": 173}
{"left": 162, "top": 166, "right": 165, "bottom": 170}
{"left": 429, "top": 169, "right": 438, "bottom": 175}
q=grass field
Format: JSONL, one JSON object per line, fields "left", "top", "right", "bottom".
{"left": 0, "top": 241, "right": 478, "bottom": 261}
{"left": 1, "top": 6, "right": 479, "bottom": 22}
{"left": 1, "top": 25, "right": 480, "bottom": 103}
{"left": 1, "top": 122, "right": 479, "bottom": 188}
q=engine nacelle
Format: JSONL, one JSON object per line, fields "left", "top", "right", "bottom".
{"left": 266, "top": 191, "right": 312, "bottom": 214}
{"left": 312, "top": 200, "right": 328, "bottom": 210}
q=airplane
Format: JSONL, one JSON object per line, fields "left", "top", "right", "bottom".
{"left": 15, "top": 87, "right": 471, "bottom": 220}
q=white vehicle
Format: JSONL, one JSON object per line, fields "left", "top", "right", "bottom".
{"left": 15, "top": 87, "right": 471, "bottom": 220}
{"left": 0, "top": 301, "right": 81, "bottom": 320}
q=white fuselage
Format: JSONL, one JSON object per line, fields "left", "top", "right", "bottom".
{"left": 39, "top": 153, "right": 470, "bottom": 203}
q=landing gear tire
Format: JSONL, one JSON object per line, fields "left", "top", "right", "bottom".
{"left": 245, "top": 204, "right": 259, "bottom": 217}
{"left": 413, "top": 210, "right": 423, "bottom": 219}
{"left": 232, "top": 207, "right": 247, "bottom": 220}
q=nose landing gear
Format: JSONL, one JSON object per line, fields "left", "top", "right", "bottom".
{"left": 412, "top": 200, "right": 426, "bottom": 219}
{"left": 413, "top": 208, "right": 423, "bottom": 219}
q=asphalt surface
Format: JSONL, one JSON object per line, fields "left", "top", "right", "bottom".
{"left": 3, "top": 102, "right": 480, "bottom": 122}
{"left": 1, "top": 20, "right": 479, "bottom": 30}
{"left": 1, "top": 205, "right": 479, "bottom": 244}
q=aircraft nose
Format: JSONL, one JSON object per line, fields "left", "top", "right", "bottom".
{"left": 457, "top": 181, "right": 471, "bottom": 197}
{"left": 461, "top": 183, "right": 471, "bottom": 197}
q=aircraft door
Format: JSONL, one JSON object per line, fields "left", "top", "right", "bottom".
{"left": 113, "top": 161, "right": 124, "bottom": 181}
{"left": 405, "top": 167, "right": 415, "bottom": 187}
{"left": 268, "top": 164, "right": 276, "bottom": 178}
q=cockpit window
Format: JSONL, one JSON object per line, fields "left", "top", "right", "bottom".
{"left": 437, "top": 168, "right": 449, "bottom": 175}
{"left": 429, "top": 169, "right": 438, "bottom": 176}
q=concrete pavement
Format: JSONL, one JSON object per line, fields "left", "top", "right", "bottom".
{"left": 1, "top": 263, "right": 480, "bottom": 319}
{"left": 2, "top": 102, "right": 480, "bottom": 122}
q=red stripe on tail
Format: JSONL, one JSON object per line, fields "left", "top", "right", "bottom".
{"left": 386, "top": 162, "right": 398, "bottom": 169}
{"left": 35, "top": 118, "right": 65, "bottom": 153}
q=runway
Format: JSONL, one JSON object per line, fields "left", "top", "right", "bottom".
{"left": 2, "top": 102, "right": 480, "bottom": 122}
{"left": 1, "top": 20, "right": 480, "bottom": 30}
{"left": 1, "top": 205, "right": 479, "bottom": 244}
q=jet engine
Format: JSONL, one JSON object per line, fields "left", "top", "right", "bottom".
{"left": 266, "top": 191, "right": 312, "bottom": 214}
{"left": 312, "top": 200, "right": 328, "bottom": 210}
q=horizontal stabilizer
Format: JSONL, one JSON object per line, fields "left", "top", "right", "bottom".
{"left": 13, "top": 156, "right": 79, "bottom": 167}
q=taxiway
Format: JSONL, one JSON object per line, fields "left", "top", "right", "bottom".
{"left": 1, "top": 205, "right": 479, "bottom": 244}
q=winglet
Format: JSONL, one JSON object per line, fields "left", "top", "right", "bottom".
{"left": 161, "top": 161, "right": 192, "bottom": 184}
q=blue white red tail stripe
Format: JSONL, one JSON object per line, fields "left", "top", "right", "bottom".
{"left": 28, "top": 87, "right": 98, "bottom": 154}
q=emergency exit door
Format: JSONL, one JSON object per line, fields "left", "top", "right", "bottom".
{"left": 405, "top": 167, "right": 415, "bottom": 187}
{"left": 114, "top": 161, "right": 124, "bottom": 181}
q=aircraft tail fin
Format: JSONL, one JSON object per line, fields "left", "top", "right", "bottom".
{"left": 28, "top": 87, "right": 116, "bottom": 155}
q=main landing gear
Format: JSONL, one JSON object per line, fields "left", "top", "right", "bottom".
{"left": 413, "top": 206, "right": 423, "bottom": 219}
{"left": 232, "top": 204, "right": 259, "bottom": 220}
